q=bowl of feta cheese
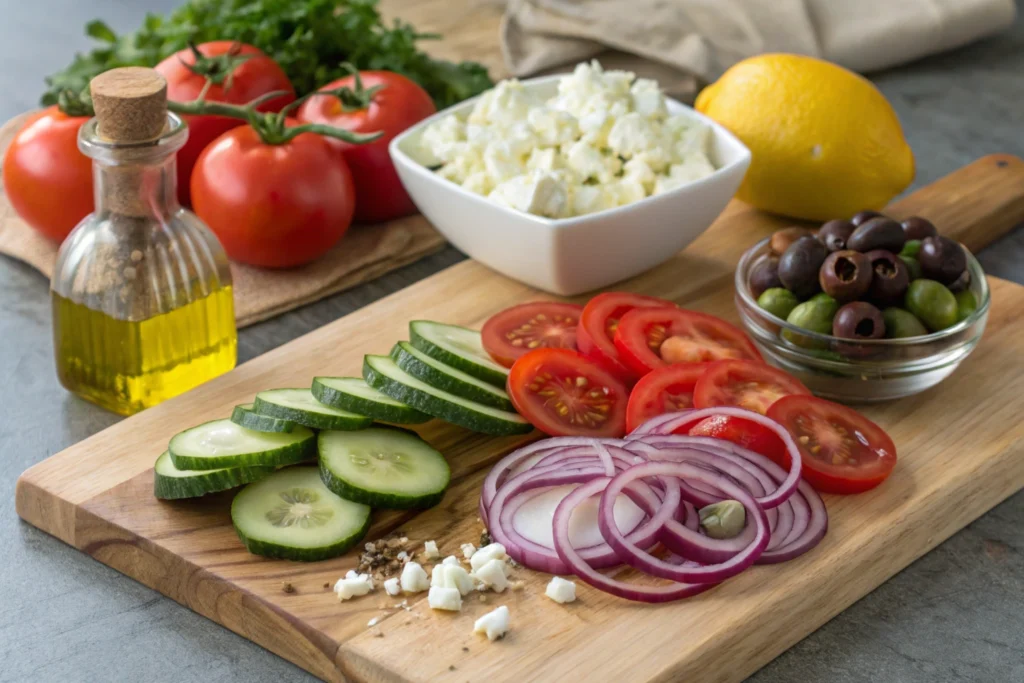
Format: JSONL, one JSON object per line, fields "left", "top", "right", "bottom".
{"left": 389, "top": 61, "right": 751, "bottom": 295}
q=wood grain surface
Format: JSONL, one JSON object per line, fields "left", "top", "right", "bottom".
{"left": 16, "top": 153, "right": 1024, "bottom": 683}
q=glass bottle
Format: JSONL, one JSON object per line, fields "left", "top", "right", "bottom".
{"left": 51, "top": 67, "right": 237, "bottom": 416}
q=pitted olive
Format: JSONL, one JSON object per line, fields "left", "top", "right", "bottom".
{"left": 778, "top": 236, "right": 828, "bottom": 299}
{"left": 919, "top": 236, "right": 967, "bottom": 285}
{"left": 865, "top": 250, "right": 910, "bottom": 306}
{"left": 819, "top": 250, "right": 872, "bottom": 302}
{"left": 847, "top": 217, "right": 906, "bottom": 253}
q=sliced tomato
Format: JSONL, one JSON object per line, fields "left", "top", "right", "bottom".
{"left": 577, "top": 292, "right": 676, "bottom": 383}
{"left": 767, "top": 395, "right": 897, "bottom": 494}
{"left": 625, "top": 363, "right": 709, "bottom": 433}
{"left": 507, "top": 349, "right": 629, "bottom": 437}
{"left": 688, "top": 415, "right": 787, "bottom": 462}
{"left": 482, "top": 302, "right": 584, "bottom": 368}
{"left": 693, "top": 360, "right": 809, "bottom": 415}
{"left": 614, "top": 308, "right": 761, "bottom": 377}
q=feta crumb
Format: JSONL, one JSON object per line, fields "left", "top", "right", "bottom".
{"left": 473, "top": 605, "right": 510, "bottom": 641}
{"left": 472, "top": 558, "right": 509, "bottom": 593}
{"left": 545, "top": 577, "right": 577, "bottom": 604}
{"left": 397, "top": 551, "right": 408, "bottom": 561}
{"left": 442, "top": 555, "right": 460, "bottom": 567}
{"left": 428, "top": 586, "right": 463, "bottom": 611}
{"left": 470, "top": 543, "right": 509, "bottom": 572}
{"left": 367, "top": 617, "right": 380, "bottom": 628}
{"left": 423, "top": 540, "right": 440, "bottom": 559}
{"left": 383, "top": 577, "right": 401, "bottom": 596}
{"left": 432, "top": 563, "right": 475, "bottom": 596}
{"left": 400, "top": 562, "right": 430, "bottom": 593}
{"left": 460, "top": 543, "right": 476, "bottom": 559}
{"left": 334, "top": 574, "right": 374, "bottom": 601}
{"left": 345, "top": 570, "right": 358, "bottom": 580}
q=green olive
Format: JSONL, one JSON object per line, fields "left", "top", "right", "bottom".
{"left": 807, "top": 292, "right": 840, "bottom": 317}
{"left": 955, "top": 290, "right": 978, "bottom": 322}
{"left": 899, "top": 239, "right": 922, "bottom": 259}
{"left": 757, "top": 287, "right": 800, "bottom": 320}
{"left": 782, "top": 300, "right": 836, "bottom": 347}
{"left": 882, "top": 307, "right": 929, "bottom": 338}
{"left": 904, "top": 280, "right": 958, "bottom": 331}
{"left": 900, "top": 255, "right": 923, "bottom": 281}
{"left": 699, "top": 500, "right": 746, "bottom": 539}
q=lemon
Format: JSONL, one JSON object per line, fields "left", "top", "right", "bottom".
{"left": 695, "top": 53, "right": 915, "bottom": 221}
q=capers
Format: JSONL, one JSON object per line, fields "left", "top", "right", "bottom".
{"left": 900, "top": 216, "right": 938, "bottom": 240}
{"left": 847, "top": 217, "right": 906, "bottom": 253}
{"left": 819, "top": 250, "right": 872, "bottom": 302}
{"left": 865, "top": 249, "right": 910, "bottom": 306}
{"left": 818, "top": 219, "right": 856, "bottom": 252}
{"left": 832, "top": 302, "right": 885, "bottom": 340}
{"left": 778, "top": 236, "right": 828, "bottom": 299}
{"left": 882, "top": 307, "right": 929, "bottom": 338}
{"left": 757, "top": 287, "right": 800, "bottom": 320}
{"left": 749, "top": 256, "right": 783, "bottom": 298}
{"left": 699, "top": 500, "right": 746, "bottom": 539}
{"left": 905, "top": 279, "right": 958, "bottom": 331}
{"left": 770, "top": 226, "right": 817, "bottom": 255}
{"left": 955, "top": 290, "right": 979, "bottom": 322}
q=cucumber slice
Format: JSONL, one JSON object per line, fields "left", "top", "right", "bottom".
{"left": 253, "top": 388, "right": 372, "bottom": 431}
{"left": 231, "top": 467, "right": 371, "bottom": 562}
{"left": 312, "top": 377, "right": 430, "bottom": 424}
{"left": 168, "top": 419, "right": 315, "bottom": 471}
{"left": 391, "top": 341, "right": 515, "bottom": 411}
{"left": 363, "top": 355, "right": 532, "bottom": 436}
{"left": 319, "top": 427, "right": 451, "bottom": 509}
{"left": 154, "top": 451, "right": 274, "bottom": 500}
{"left": 409, "top": 320, "right": 509, "bottom": 387}
{"left": 231, "top": 403, "right": 297, "bottom": 433}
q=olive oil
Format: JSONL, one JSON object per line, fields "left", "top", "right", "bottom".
{"left": 53, "top": 287, "right": 236, "bottom": 415}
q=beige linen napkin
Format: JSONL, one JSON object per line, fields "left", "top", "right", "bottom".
{"left": 502, "top": 0, "right": 1017, "bottom": 94}
{"left": 0, "top": 112, "right": 446, "bottom": 328}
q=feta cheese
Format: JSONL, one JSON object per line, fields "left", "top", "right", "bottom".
{"left": 442, "top": 555, "right": 461, "bottom": 567}
{"left": 345, "top": 570, "right": 358, "bottom": 580}
{"left": 383, "top": 577, "right": 401, "bottom": 597}
{"left": 526, "top": 147, "right": 559, "bottom": 172}
{"left": 367, "top": 617, "right": 380, "bottom": 628}
{"left": 489, "top": 173, "right": 570, "bottom": 219}
{"left": 396, "top": 551, "right": 408, "bottom": 562}
{"left": 473, "top": 605, "right": 510, "bottom": 641}
{"left": 528, "top": 107, "right": 579, "bottom": 146}
{"left": 461, "top": 543, "right": 477, "bottom": 559}
{"left": 423, "top": 540, "right": 440, "bottom": 560}
{"left": 428, "top": 586, "right": 463, "bottom": 611}
{"left": 334, "top": 573, "right": 374, "bottom": 601}
{"left": 607, "top": 112, "right": 659, "bottom": 159}
{"left": 462, "top": 172, "right": 493, "bottom": 196}
{"left": 432, "top": 563, "right": 475, "bottom": 596}
{"left": 473, "top": 558, "right": 510, "bottom": 593}
{"left": 400, "top": 561, "right": 430, "bottom": 593}
{"left": 545, "top": 577, "right": 577, "bottom": 604}
{"left": 631, "top": 78, "right": 668, "bottom": 119}
{"left": 483, "top": 141, "right": 527, "bottom": 184}
{"left": 470, "top": 543, "right": 509, "bottom": 572}
{"left": 565, "top": 139, "right": 620, "bottom": 183}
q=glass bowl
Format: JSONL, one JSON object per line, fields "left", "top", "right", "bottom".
{"left": 734, "top": 237, "right": 989, "bottom": 403}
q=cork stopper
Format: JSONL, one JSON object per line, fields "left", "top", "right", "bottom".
{"left": 90, "top": 67, "right": 168, "bottom": 142}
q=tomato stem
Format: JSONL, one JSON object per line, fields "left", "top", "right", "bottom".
{"left": 180, "top": 41, "right": 254, "bottom": 88}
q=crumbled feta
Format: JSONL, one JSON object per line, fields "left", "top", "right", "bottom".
{"left": 423, "top": 540, "right": 440, "bottom": 559}
{"left": 460, "top": 543, "right": 477, "bottom": 559}
{"left": 545, "top": 577, "right": 577, "bottom": 604}
{"left": 442, "top": 555, "right": 461, "bottom": 567}
{"left": 470, "top": 543, "right": 509, "bottom": 572}
{"left": 367, "top": 617, "right": 380, "bottom": 628}
{"left": 472, "top": 558, "right": 509, "bottom": 593}
{"left": 428, "top": 586, "right": 463, "bottom": 611}
{"left": 383, "top": 577, "right": 401, "bottom": 597}
{"left": 474, "top": 605, "right": 510, "bottom": 641}
{"left": 418, "top": 60, "right": 716, "bottom": 218}
{"left": 345, "top": 570, "right": 358, "bottom": 580}
{"left": 432, "top": 563, "right": 475, "bottom": 596}
{"left": 396, "top": 551, "right": 408, "bottom": 562}
{"left": 400, "top": 562, "right": 430, "bottom": 593}
{"left": 334, "top": 573, "right": 374, "bottom": 601}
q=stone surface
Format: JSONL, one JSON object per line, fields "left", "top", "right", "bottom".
{"left": 1, "top": 2, "right": 1022, "bottom": 682}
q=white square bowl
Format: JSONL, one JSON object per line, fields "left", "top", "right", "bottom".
{"left": 389, "top": 74, "right": 751, "bottom": 296}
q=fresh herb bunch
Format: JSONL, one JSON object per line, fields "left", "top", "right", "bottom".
{"left": 43, "top": 0, "right": 493, "bottom": 109}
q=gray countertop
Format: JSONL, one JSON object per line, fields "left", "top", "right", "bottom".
{"left": 2, "top": 2, "right": 1023, "bottom": 682}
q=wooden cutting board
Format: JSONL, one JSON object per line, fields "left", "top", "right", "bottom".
{"left": 16, "top": 154, "right": 1024, "bottom": 682}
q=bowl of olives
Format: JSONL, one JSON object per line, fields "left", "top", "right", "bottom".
{"left": 735, "top": 212, "right": 989, "bottom": 402}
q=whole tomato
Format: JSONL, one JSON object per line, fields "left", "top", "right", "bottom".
{"left": 2, "top": 106, "right": 93, "bottom": 243}
{"left": 297, "top": 71, "right": 435, "bottom": 223}
{"left": 191, "top": 123, "right": 356, "bottom": 268}
{"left": 155, "top": 41, "right": 295, "bottom": 207}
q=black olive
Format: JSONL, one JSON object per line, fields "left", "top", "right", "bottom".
{"left": 749, "top": 256, "right": 783, "bottom": 298}
{"left": 851, "top": 210, "right": 886, "bottom": 227}
{"left": 865, "top": 249, "right": 910, "bottom": 306}
{"left": 900, "top": 216, "right": 938, "bottom": 241}
{"left": 833, "top": 302, "right": 886, "bottom": 340}
{"left": 778, "top": 236, "right": 828, "bottom": 299}
{"left": 947, "top": 267, "right": 972, "bottom": 293}
{"left": 919, "top": 236, "right": 968, "bottom": 285}
{"left": 847, "top": 217, "right": 906, "bottom": 253}
{"left": 819, "top": 250, "right": 872, "bottom": 302}
{"left": 818, "top": 219, "right": 856, "bottom": 252}
{"left": 770, "top": 227, "right": 817, "bottom": 255}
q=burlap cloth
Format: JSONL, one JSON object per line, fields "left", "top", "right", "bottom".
{"left": 0, "top": 113, "right": 445, "bottom": 327}
{"left": 501, "top": 0, "right": 1017, "bottom": 99}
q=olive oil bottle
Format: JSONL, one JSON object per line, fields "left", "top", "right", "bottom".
{"left": 51, "top": 67, "right": 237, "bottom": 415}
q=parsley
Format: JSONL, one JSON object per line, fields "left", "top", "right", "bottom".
{"left": 42, "top": 0, "right": 493, "bottom": 109}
